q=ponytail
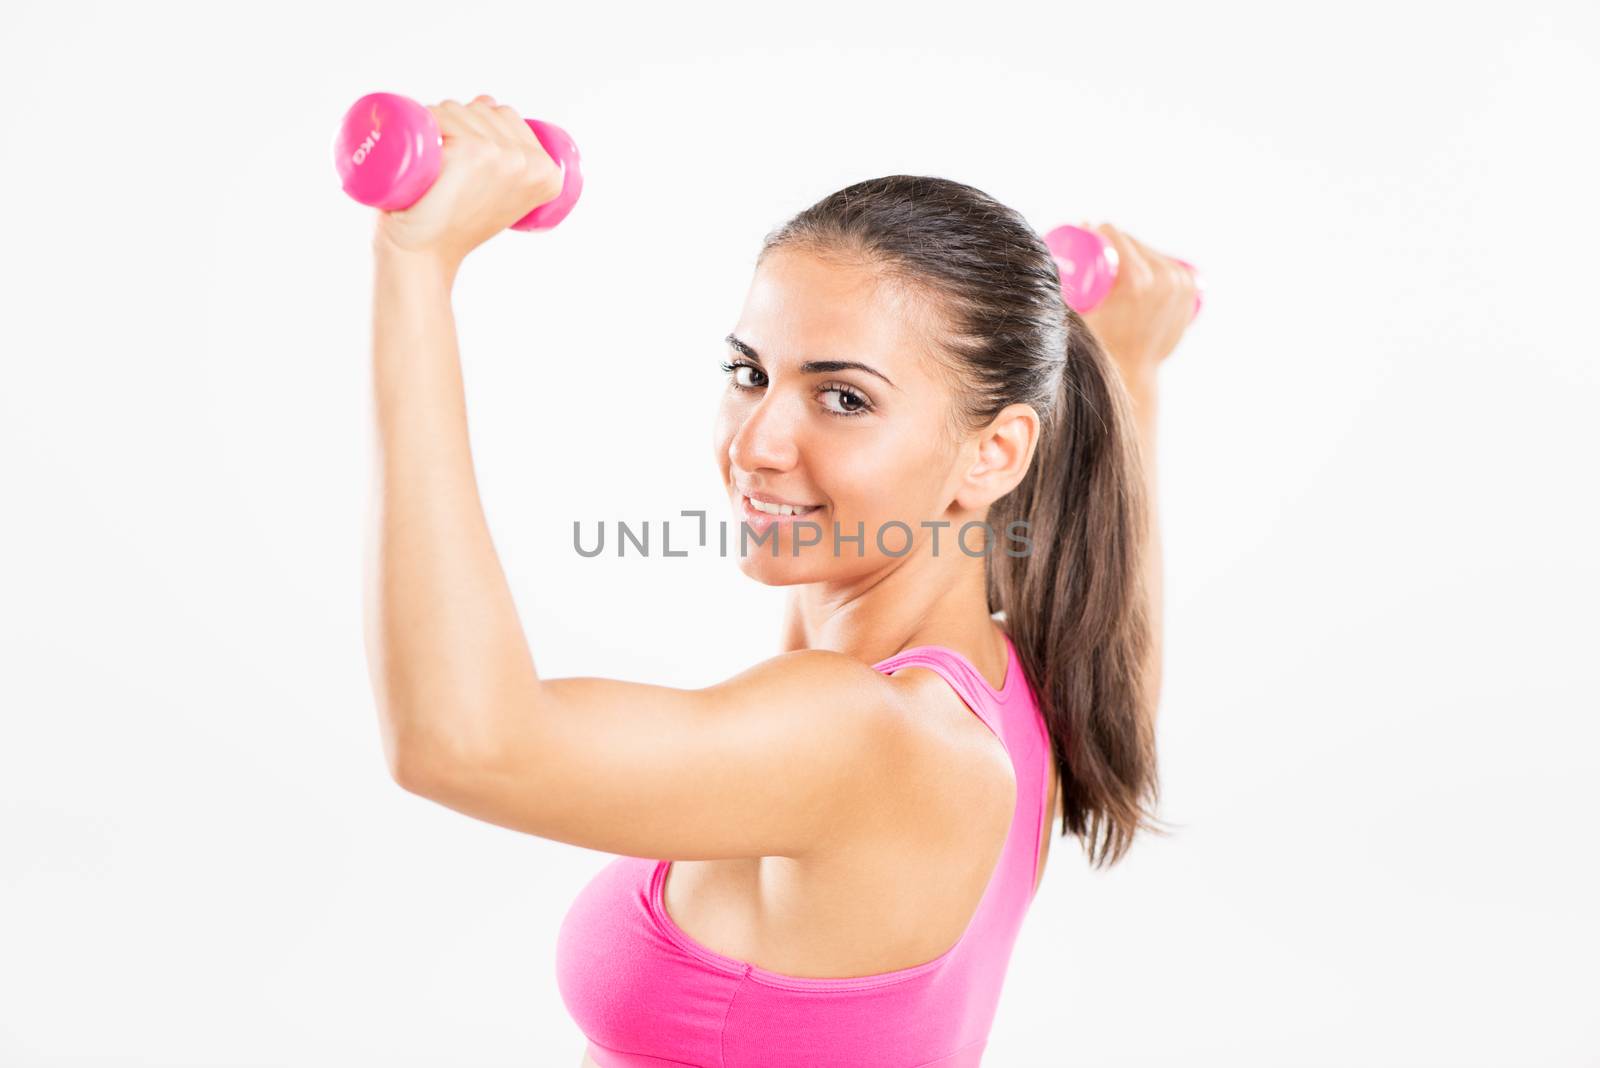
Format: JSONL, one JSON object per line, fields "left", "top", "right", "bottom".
{"left": 987, "top": 306, "right": 1166, "bottom": 868}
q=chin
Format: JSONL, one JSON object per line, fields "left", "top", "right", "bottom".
{"left": 733, "top": 540, "right": 855, "bottom": 586}
{"left": 734, "top": 552, "right": 815, "bottom": 586}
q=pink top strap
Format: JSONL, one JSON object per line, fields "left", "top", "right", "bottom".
{"left": 872, "top": 642, "right": 1016, "bottom": 754}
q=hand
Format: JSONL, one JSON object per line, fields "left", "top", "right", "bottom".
{"left": 371, "top": 95, "right": 564, "bottom": 270}
{"left": 1078, "top": 222, "right": 1198, "bottom": 394}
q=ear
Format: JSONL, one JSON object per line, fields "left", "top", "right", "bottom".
{"left": 952, "top": 402, "right": 1040, "bottom": 512}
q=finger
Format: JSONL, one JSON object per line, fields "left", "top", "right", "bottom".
{"left": 1123, "top": 229, "right": 1185, "bottom": 301}
{"left": 1124, "top": 231, "right": 1180, "bottom": 282}
{"left": 466, "top": 94, "right": 521, "bottom": 145}
{"left": 1096, "top": 222, "right": 1153, "bottom": 287}
{"left": 1126, "top": 230, "right": 1190, "bottom": 300}
{"left": 1169, "top": 257, "right": 1199, "bottom": 305}
{"left": 436, "top": 98, "right": 496, "bottom": 142}
{"left": 426, "top": 101, "right": 476, "bottom": 142}
{"left": 1126, "top": 231, "right": 1195, "bottom": 303}
{"left": 479, "top": 98, "right": 537, "bottom": 147}
{"left": 450, "top": 97, "right": 499, "bottom": 140}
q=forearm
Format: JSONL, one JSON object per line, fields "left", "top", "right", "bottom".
{"left": 362, "top": 242, "right": 540, "bottom": 776}
{"left": 1123, "top": 373, "right": 1164, "bottom": 713}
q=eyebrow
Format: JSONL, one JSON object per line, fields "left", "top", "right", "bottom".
{"left": 724, "top": 333, "right": 898, "bottom": 391}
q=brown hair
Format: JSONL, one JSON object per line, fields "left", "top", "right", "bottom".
{"left": 760, "top": 175, "right": 1166, "bottom": 868}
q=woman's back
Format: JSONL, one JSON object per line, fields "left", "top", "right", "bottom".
{"left": 557, "top": 631, "right": 1055, "bottom": 1066}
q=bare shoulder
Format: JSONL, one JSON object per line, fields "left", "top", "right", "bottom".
{"left": 864, "top": 661, "right": 1017, "bottom": 847}
{"left": 746, "top": 647, "right": 1015, "bottom": 803}
{"left": 730, "top": 647, "right": 1016, "bottom": 856}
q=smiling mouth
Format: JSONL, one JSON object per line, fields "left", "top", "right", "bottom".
{"left": 741, "top": 494, "right": 823, "bottom": 517}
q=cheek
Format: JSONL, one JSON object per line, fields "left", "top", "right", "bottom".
{"left": 811, "top": 435, "right": 913, "bottom": 516}
{"left": 865, "top": 442, "right": 951, "bottom": 525}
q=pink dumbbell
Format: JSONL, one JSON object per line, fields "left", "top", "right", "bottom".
{"left": 1043, "top": 224, "right": 1203, "bottom": 320}
{"left": 333, "top": 92, "right": 583, "bottom": 231}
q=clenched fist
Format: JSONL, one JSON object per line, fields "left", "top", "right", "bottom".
{"left": 1078, "top": 222, "right": 1199, "bottom": 395}
{"left": 373, "top": 95, "right": 564, "bottom": 268}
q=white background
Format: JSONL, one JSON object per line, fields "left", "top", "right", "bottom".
{"left": 2, "top": 1, "right": 1597, "bottom": 1065}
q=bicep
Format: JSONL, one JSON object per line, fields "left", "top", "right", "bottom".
{"left": 397, "top": 650, "right": 924, "bottom": 861}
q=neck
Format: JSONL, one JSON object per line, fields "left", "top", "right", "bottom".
{"left": 778, "top": 529, "right": 1007, "bottom": 677}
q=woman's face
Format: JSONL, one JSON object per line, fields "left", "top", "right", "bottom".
{"left": 712, "top": 245, "right": 969, "bottom": 585}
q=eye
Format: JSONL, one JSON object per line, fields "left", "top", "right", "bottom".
{"left": 819, "top": 383, "right": 873, "bottom": 418}
{"left": 719, "top": 359, "right": 766, "bottom": 390}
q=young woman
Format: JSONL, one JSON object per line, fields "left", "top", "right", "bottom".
{"left": 363, "top": 96, "right": 1196, "bottom": 1067}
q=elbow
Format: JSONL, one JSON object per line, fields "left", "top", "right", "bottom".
{"left": 388, "top": 741, "right": 439, "bottom": 796}
{"left": 374, "top": 690, "right": 519, "bottom": 797}
{"left": 379, "top": 715, "right": 462, "bottom": 798}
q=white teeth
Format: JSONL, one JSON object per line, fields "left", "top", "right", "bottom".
{"left": 749, "top": 497, "right": 817, "bottom": 516}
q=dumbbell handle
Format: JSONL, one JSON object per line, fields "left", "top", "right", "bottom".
{"left": 1043, "top": 224, "right": 1203, "bottom": 320}
{"left": 333, "top": 92, "right": 583, "bottom": 232}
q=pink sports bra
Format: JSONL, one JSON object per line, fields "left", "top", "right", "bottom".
{"left": 556, "top": 631, "right": 1053, "bottom": 1067}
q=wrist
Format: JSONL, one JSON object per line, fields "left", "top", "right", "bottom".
{"left": 1116, "top": 360, "right": 1159, "bottom": 404}
{"left": 371, "top": 227, "right": 461, "bottom": 289}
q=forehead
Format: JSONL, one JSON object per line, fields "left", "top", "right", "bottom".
{"left": 737, "top": 246, "right": 939, "bottom": 380}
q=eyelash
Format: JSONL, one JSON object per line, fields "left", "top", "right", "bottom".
{"left": 718, "top": 359, "right": 875, "bottom": 419}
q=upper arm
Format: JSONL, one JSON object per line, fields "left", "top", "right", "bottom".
{"left": 392, "top": 649, "right": 934, "bottom": 861}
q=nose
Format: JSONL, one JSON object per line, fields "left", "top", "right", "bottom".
{"left": 727, "top": 388, "right": 802, "bottom": 475}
